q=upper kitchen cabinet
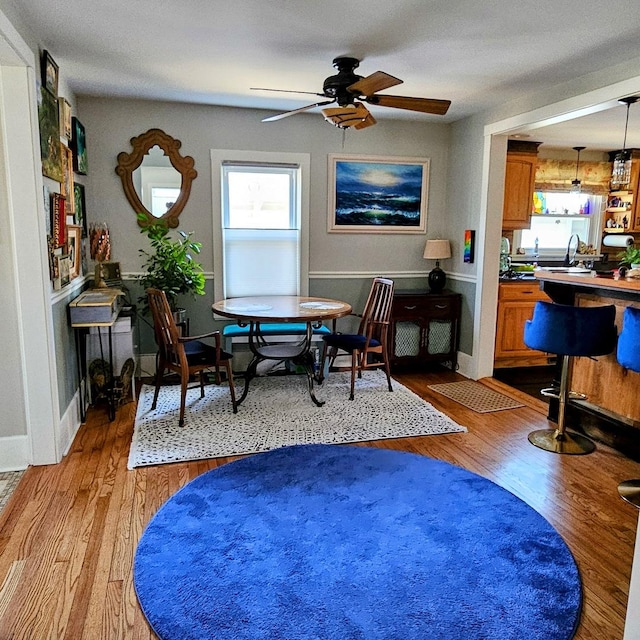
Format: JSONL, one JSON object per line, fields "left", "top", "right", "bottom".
{"left": 502, "top": 141, "right": 541, "bottom": 230}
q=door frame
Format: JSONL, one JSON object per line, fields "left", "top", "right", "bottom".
{"left": 0, "top": 10, "right": 60, "bottom": 467}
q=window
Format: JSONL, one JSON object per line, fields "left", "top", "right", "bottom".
{"left": 517, "top": 192, "right": 604, "bottom": 254}
{"left": 211, "top": 151, "right": 310, "bottom": 301}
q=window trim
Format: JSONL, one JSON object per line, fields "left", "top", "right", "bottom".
{"left": 211, "top": 150, "right": 310, "bottom": 302}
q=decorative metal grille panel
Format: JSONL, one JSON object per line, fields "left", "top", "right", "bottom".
{"left": 426, "top": 320, "right": 452, "bottom": 355}
{"left": 394, "top": 321, "right": 421, "bottom": 357}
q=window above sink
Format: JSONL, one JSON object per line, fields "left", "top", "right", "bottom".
{"left": 513, "top": 191, "right": 605, "bottom": 257}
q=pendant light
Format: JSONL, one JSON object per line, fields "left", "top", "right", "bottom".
{"left": 570, "top": 146, "right": 585, "bottom": 193}
{"left": 611, "top": 97, "right": 639, "bottom": 189}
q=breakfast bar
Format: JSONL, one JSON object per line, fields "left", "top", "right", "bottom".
{"left": 534, "top": 271, "right": 640, "bottom": 457}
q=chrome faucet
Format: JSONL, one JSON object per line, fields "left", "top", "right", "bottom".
{"left": 563, "top": 234, "right": 580, "bottom": 267}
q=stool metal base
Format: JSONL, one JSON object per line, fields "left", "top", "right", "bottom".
{"left": 540, "top": 387, "right": 587, "bottom": 401}
{"left": 618, "top": 479, "right": 640, "bottom": 508}
{"left": 528, "top": 428, "right": 596, "bottom": 455}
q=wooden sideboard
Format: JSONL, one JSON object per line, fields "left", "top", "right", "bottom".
{"left": 390, "top": 290, "right": 461, "bottom": 371}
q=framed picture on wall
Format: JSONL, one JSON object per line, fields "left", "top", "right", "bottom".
{"left": 58, "top": 97, "right": 72, "bottom": 139}
{"left": 38, "top": 88, "right": 64, "bottom": 182}
{"left": 74, "top": 183, "right": 87, "bottom": 237}
{"left": 464, "top": 229, "right": 476, "bottom": 263}
{"left": 66, "top": 225, "right": 82, "bottom": 279}
{"left": 50, "top": 192, "right": 66, "bottom": 247}
{"left": 61, "top": 145, "right": 75, "bottom": 213}
{"left": 327, "top": 154, "right": 429, "bottom": 233}
{"left": 41, "top": 50, "right": 58, "bottom": 96}
{"left": 71, "top": 117, "right": 88, "bottom": 175}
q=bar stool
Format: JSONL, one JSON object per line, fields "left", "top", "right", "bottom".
{"left": 523, "top": 301, "right": 617, "bottom": 455}
{"left": 616, "top": 306, "right": 640, "bottom": 507}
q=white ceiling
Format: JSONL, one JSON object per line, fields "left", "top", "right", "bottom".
{"left": 12, "top": 0, "right": 640, "bottom": 150}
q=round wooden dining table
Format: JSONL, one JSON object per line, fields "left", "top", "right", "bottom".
{"left": 212, "top": 295, "right": 352, "bottom": 406}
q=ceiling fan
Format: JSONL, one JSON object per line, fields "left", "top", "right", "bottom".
{"left": 252, "top": 56, "right": 451, "bottom": 130}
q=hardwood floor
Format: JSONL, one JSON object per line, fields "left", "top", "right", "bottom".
{"left": 1, "top": 370, "right": 639, "bottom": 639}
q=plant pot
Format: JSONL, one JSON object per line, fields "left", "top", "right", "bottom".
{"left": 172, "top": 308, "right": 187, "bottom": 325}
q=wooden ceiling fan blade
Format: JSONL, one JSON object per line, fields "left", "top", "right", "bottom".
{"left": 367, "top": 94, "right": 451, "bottom": 115}
{"left": 262, "top": 100, "right": 335, "bottom": 122}
{"left": 347, "top": 71, "right": 402, "bottom": 96}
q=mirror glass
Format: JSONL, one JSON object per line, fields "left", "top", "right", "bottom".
{"left": 115, "top": 128, "right": 197, "bottom": 228}
{"left": 133, "top": 145, "right": 182, "bottom": 218}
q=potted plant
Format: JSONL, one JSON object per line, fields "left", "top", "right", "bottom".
{"left": 618, "top": 245, "right": 640, "bottom": 269}
{"left": 137, "top": 213, "right": 206, "bottom": 317}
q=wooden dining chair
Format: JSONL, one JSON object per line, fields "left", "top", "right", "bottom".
{"left": 319, "top": 277, "right": 395, "bottom": 400}
{"left": 147, "top": 288, "right": 237, "bottom": 426}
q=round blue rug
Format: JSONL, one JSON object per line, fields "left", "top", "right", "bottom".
{"left": 134, "top": 444, "right": 581, "bottom": 639}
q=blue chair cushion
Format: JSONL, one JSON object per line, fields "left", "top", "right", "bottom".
{"left": 322, "top": 333, "right": 381, "bottom": 351}
{"left": 222, "top": 322, "right": 330, "bottom": 338}
{"left": 184, "top": 340, "right": 232, "bottom": 364}
{"left": 524, "top": 301, "right": 617, "bottom": 357}
{"left": 617, "top": 306, "right": 640, "bottom": 373}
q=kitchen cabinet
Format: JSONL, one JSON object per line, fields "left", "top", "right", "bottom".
{"left": 390, "top": 290, "right": 461, "bottom": 371}
{"left": 494, "top": 281, "right": 554, "bottom": 368}
{"left": 502, "top": 141, "right": 541, "bottom": 231}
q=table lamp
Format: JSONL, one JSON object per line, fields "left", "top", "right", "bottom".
{"left": 423, "top": 239, "right": 451, "bottom": 293}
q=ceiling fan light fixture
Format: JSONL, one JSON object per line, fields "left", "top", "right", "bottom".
{"left": 322, "top": 103, "right": 370, "bottom": 129}
{"left": 570, "top": 146, "right": 585, "bottom": 194}
{"left": 611, "top": 97, "right": 639, "bottom": 189}
{"left": 255, "top": 57, "right": 451, "bottom": 129}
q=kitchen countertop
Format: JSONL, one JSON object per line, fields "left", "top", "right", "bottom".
{"left": 534, "top": 270, "right": 640, "bottom": 295}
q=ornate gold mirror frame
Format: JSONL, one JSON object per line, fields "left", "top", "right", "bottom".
{"left": 115, "top": 128, "right": 197, "bottom": 228}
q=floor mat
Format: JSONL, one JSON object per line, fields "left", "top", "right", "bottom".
{"left": 428, "top": 380, "right": 524, "bottom": 413}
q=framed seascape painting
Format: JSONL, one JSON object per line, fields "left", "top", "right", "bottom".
{"left": 71, "top": 117, "right": 88, "bottom": 175}
{"left": 328, "top": 154, "right": 429, "bottom": 234}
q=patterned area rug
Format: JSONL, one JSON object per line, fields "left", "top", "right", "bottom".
{"left": 129, "top": 370, "right": 467, "bottom": 468}
{"left": 428, "top": 380, "right": 524, "bottom": 413}
{"left": 0, "top": 471, "right": 24, "bottom": 513}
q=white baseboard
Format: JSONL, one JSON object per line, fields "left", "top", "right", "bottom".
{"left": 0, "top": 435, "right": 29, "bottom": 471}
{"left": 456, "top": 352, "right": 473, "bottom": 380}
{"left": 138, "top": 353, "right": 157, "bottom": 379}
{"left": 0, "top": 387, "right": 82, "bottom": 470}
{"left": 139, "top": 351, "right": 476, "bottom": 381}
{"left": 57, "top": 388, "right": 83, "bottom": 458}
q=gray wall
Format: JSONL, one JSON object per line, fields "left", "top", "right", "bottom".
{"left": 77, "top": 96, "right": 465, "bottom": 366}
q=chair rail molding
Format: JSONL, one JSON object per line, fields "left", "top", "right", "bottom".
{"left": 310, "top": 270, "right": 477, "bottom": 283}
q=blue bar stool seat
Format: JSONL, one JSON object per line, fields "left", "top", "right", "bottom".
{"left": 615, "top": 306, "right": 640, "bottom": 507}
{"left": 523, "top": 301, "right": 617, "bottom": 455}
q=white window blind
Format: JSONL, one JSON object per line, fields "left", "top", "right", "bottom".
{"left": 223, "top": 228, "right": 299, "bottom": 297}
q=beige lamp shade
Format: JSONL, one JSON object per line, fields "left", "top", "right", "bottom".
{"left": 423, "top": 239, "right": 451, "bottom": 260}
